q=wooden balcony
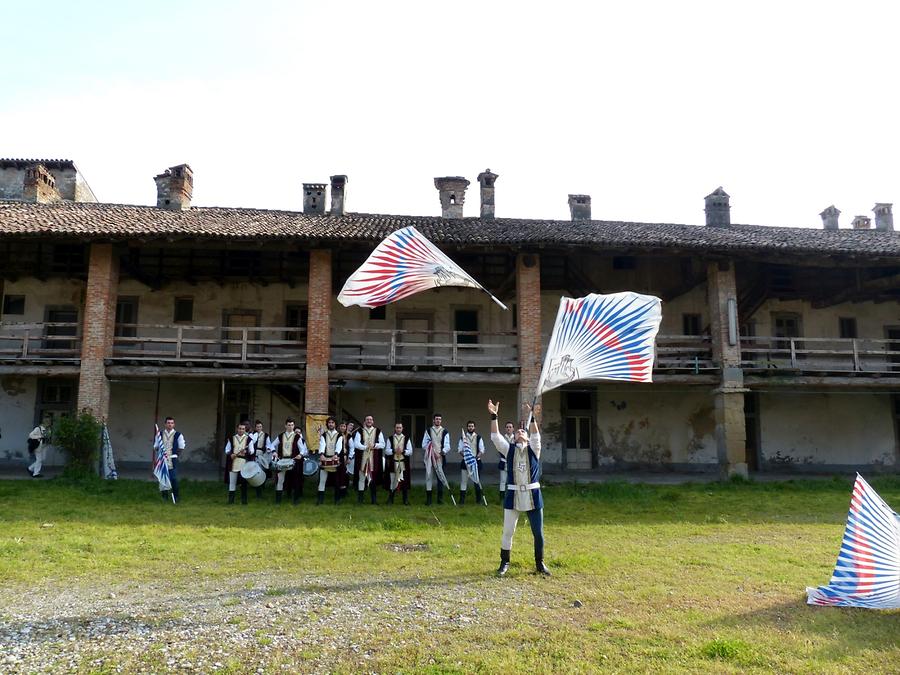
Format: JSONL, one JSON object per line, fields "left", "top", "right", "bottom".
{"left": 0, "top": 322, "right": 82, "bottom": 362}
{"left": 741, "top": 336, "right": 900, "bottom": 375}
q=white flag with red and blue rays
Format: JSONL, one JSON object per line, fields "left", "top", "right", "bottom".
{"left": 536, "top": 292, "right": 662, "bottom": 394}
{"left": 337, "top": 226, "right": 507, "bottom": 310}
{"left": 806, "top": 474, "right": 900, "bottom": 609}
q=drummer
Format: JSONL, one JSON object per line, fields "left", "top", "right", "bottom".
{"left": 268, "top": 417, "right": 308, "bottom": 505}
{"left": 224, "top": 422, "right": 254, "bottom": 505}
{"left": 249, "top": 420, "right": 271, "bottom": 500}
{"left": 316, "top": 417, "right": 344, "bottom": 505}
{"left": 337, "top": 421, "right": 353, "bottom": 501}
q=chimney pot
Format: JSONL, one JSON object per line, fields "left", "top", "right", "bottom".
{"left": 819, "top": 205, "right": 840, "bottom": 230}
{"left": 330, "top": 175, "right": 348, "bottom": 216}
{"left": 851, "top": 215, "right": 872, "bottom": 230}
{"left": 568, "top": 194, "right": 591, "bottom": 221}
{"left": 477, "top": 169, "right": 498, "bottom": 219}
{"left": 434, "top": 176, "right": 470, "bottom": 218}
{"left": 873, "top": 203, "right": 894, "bottom": 231}
{"left": 704, "top": 187, "right": 730, "bottom": 227}
{"left": 303, "top": 183, "right": 327, "bottom": 215}
{"left": 154, "top": 164, "right": 193, "bottom": 210}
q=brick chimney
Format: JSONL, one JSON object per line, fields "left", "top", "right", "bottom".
{"left": 154, "top": 164, "right": 193, "bottom": 210}
{"left": 23, "top": 163, "right": 62, "bottom": 204}
{"left": 434, "top": 176, "right": 469, "bottom": 218}
{"left": 330, "top": 175, "right": 347, "bottom": 216}
{"left": 819, "top": 205, "right": 840, "bottom": 230}
{"left": 477, "top": 169, "right": 498, "bottom": 219}
{"left": 873, "top": 203, "right": 894, "bottom": 231}
{"left": 851, "top": 215, "right": 872, "bottom": 230}
{"left": 568, "top": 194, "right": 591, "bottom": 221}
{"left": 303, "top": 183, "right": 326, "bottom": 215}
{"left": 704, "top": 187, "right": 730, "bottom": 227}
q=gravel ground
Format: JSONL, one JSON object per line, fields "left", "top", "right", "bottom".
{"left": 0, "top": 568, "right": 559, "bottom": 673}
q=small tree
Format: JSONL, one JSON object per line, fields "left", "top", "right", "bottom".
{"left": 53, "top": 412, "right": 102, "bottom": 473}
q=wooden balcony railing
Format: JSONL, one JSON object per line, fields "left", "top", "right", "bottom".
{"left": 741, "top": 336, "right": 900, "bottom": 374}
{"left": 653, "top": 335, "right": 716, "bottom": 373}
{"left": 111, "top": 324, "right": 306, "bottom": 366}
{"left": 0, "top": 322, "right": 82, "bottom": 361}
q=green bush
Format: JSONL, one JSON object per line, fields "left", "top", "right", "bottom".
{"left": 52, "top": 412, "right": 102, "bottom": 473}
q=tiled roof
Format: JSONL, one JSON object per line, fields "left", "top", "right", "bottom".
{"left": 0, "top": 159, "right": 76, "bottom": 170}
{"left": 0, "top": 200, "right": 898, "bottom": 259}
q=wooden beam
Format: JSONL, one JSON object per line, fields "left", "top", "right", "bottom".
{"left": 329, "top": 369, "right": 520, "bottom": 384}
{"left": 812, "top": 271, "right": 900, "bottom": 308}
{"left": 0, "top": 365, "right": 81, "bottom": 376}
{"left": 105, "top": 366, "right": 305, "bottom": 380}
{"left": 745, "top": 375, "right": 900, "bottom": 389}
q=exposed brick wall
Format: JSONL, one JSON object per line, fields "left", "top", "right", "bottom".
{"left": 77, "top": 243, "right": 119, "bottom": 419}
{"left": 516, "top": 253, "right": 542, "bottom": 420}
{"left": 706, "top": 261, "right": 741, "bottom": 368}
{"left": 304, "top": 249, "right": 332, "bottom": 419}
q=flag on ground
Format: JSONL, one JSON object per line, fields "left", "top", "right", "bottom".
{"left": 806, "top": 473, "right": 900, "bottom": 609}
{"left": 100, "top": 423, "right": 117, "bottom": 480}
{"left": 536, "top": 292, "right": 662, "bottom": 394}
{"left": 337, "top": 226, "right": 507, "bottom": 310}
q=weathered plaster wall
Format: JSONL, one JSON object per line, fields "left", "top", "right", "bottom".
{"left": 750, "top": 299, "right": 900, "bottom": 339}
{"left": 0, "top": 376, "right": 44, "bottom": 461}
{"left": 0, "top": 277, "right": 84, "bottom": 322}
{"left": 758, "top": 392, "right": 896, "bottom": 468}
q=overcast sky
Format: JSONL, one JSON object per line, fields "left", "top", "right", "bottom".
{"left": 2, "top": 1, "right": 898, "bottom": 227}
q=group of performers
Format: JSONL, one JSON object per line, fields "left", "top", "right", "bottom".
{"left": 156, "top": 400, "right": 549, "bottom": 575}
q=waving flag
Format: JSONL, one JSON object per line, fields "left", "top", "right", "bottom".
{"left": 152, "top": 425, "right": 174, "bottom": 501}
{"left": 536, "top": 292, "right": 662, "bottom": 394}
{"left": 806, "top": 474, "right": 900, "bottom": 609}
{"left": 338, "top": 226, "right": 507, "bottom": 309}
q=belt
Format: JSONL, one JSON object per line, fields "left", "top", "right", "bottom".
{"left": 507, "top": 482, "right": 540, "bottom": 491}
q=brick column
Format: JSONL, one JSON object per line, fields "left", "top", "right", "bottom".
{"left": 77, "top": 243, "right": 119, "bottom": 419}
{"left": 516, "top": 253, "right": 542, "bottom": 423}
{"left": 707, "top": 260, "right": 748, "bottom": 478}
{"left": 304, "top": 249, "right": 332, "bottom": 426}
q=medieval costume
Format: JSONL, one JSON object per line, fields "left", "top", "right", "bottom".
{"left": 457, "top": 427, "right": 485, "bottom": 505}
{"left": 490, "top": 408, "right": 549, "bottom": 577}
{"left": 269, "top": 427, "right": 307, "bottom": 504}
{"left": 500, "top": 425, "right": 516, "bottom": 499}
{"left": 352, "top": 422, "right": 385, "bottom": 504}
{"left": 249, "top": 425, "right": 271, "bottom": 499}
{"left": 385, "top": 430, "right": 413, "bottom": 505}
{"left": 317, "top": 428, "right": 345, "bottom": 504}
{"left": 158, "top": 425, "right": 185, "bottom": 502}
{"left": 337, "top": 423, "right": 353, "bottom": 499}
{"left": 421, "top": 423, "right": 451, "bottom": 505}
{"left": 224, "top": 429, "right": 254, "bottom": 505}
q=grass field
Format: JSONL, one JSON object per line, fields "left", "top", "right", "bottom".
{"left": 1, "top": 475, "right": 898, "bottom": 673}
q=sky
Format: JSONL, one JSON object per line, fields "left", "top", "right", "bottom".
{"left": 1, "top": 0, "right": 899, "bottom": 227}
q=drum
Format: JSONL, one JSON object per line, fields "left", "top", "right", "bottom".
{"left": 274, "top": 458, "right": 295, "bottom": 471}
{"left": 302, "top": 456, "right": 319, "bottom": 476}
{"left": 320, "top": 455, "right": 340, "bottom": 472}
{"left": 240, "top": 461, "right": 266, "bottom": 487}
{"left": 256, "top": 451, "right": 271, "bottom": 470}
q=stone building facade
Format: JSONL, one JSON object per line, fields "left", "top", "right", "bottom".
{"left": 0, "top": 159, "right": 898, "bottom": 476}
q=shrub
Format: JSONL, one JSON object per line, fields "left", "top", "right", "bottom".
{"left": 53, "top": 412, "right": 102, "bottom": 473}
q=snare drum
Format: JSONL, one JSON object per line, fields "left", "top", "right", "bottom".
{"left": 319, "top": 455, "right": 340, "bottom": 472}
{"left": 274, "top": 458, "right": 295, "bottom": 472}
{"left": 302, "top": 456, "right": 319, "bottom": 476}
{"left": 240, "top": 461, "right": 266, "bottom": 487}
{"left": 256, "top": 451, "right": 271, "bottom": 470}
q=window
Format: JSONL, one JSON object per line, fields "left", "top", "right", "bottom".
{"left": 682, "top": 313, "right": 702, "bottom": 336}
{"left": 43, "top": 307, "right": 78, "bottom": 351}
{"left": 36, "top": 378, "right": 76, "bottom": 428}
{"left": 565, "top": 391, "right": 592, "bottom": 410}
{"left": 2, "top": 294, "right": 24, "bottom": 315}
{"left": 174, "top": 297, "right": 194, "bottom": 323}
{"left": 397, "top": 387, "right": 430, "bottom": 410}
{"left": 454, "top": 309, "right": 479, "bottom": 345}
{"left": 114, "top": 297, "right": 138, "bottom": 338}
{"left": 839, "top": 317, "right": 857, "bottom": 339}
{"left": 284, "top": 303, "right": 308, "bottom": 341}
{"left": 613, "top": 256, "right": 636, "bottom": 270}
{"left": 369, "top": 306, "right": 386, "bottom": 321}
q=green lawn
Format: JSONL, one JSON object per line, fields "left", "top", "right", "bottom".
{"left": 1, "top": 476, "right": 898, "bottom": 673}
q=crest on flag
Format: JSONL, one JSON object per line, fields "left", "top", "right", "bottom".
{"left": 806, "top": 474, "right": 900, "bottom": 609}
{"left": 536, "top": 292, "right": 662, "bottom": 394}
{"left": 338, "top": 226, "right": 507, "bottom": 309}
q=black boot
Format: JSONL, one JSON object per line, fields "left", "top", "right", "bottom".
{"left": 334, "top": 489, "right": 340, "bottom": 504}
{"left": 370, "top": 485, "right": 378, "bottom": 505}
{"left": 161, "top": 490, "right": 170, "bottom": 502}
{"left": 437, "top": 484, "right": 444, "bottom": 505}
{"left": 535, "top": 547, "right": 551, "bottom": 576}
{"left": 227, "top": 491, "right": 235, "bottom": 505}
{"left": 256, "top": 486, "right": 263, "bottom": 499}
{"left": 497, "top": 549, "right": 510, "bottom": 577}
{"left": 425, "top": 490, "right": 433, "bottom": 506}
{"left": 240, "top": 483, "right": 248, "bottom": 505}
{"left": 402, "top": 488, "right": 410, "bottom": 506}
{"left": 357, "top": 489, "right": 365, "bottom": 504}
{"left": 316, "top": 491, "right": 325, "bottom": 505}
{"left": 275, "top": 490, "right": 283, "bottom": 504}
{"left": 475, "top": 484, "right": 483, "bottom": 505}
{"left": 459, "top": 490, "right": 466, "bottom": 505}
{"left": 388, "top": 490, "right": 395, "bottom": 505}
{"left": 292, "top": 489, "right": 301, "bottom": 506}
